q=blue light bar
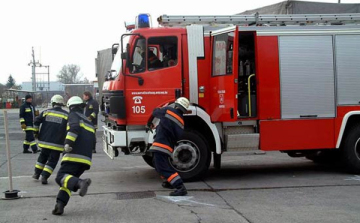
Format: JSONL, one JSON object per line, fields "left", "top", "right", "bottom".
{"left": 136, "top": 14, "right": 152, "bottom": 29}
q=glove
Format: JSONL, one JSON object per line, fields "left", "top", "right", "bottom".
{"left": 35, "top": 110, "right": 39, "bottom": 116}
{"left": 145, "top": 122, "right": 154, "bottom": 133}
{"left": 87, "top": 116, "right": 93, "bottom": 121}
{"left": 21, "top": 123, "right": 26, "bottom": 130}
{"left": 64, "top": 144, "right": 73, "bottom": 153}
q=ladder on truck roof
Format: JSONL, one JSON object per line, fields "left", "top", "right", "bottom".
{"left": 158, "top": 13, "right": 360, "bottom": 26}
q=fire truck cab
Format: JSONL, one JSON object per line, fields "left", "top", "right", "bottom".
{"left": 102, "top": 13, "right": 360, "bottom": 181}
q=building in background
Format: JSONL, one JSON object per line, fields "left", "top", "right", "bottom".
{"left": 20, "top": 81, "right": 64, "bottom": 107}
{"left": 63, "top": 84, "right": 94, "bottom": 103}
{"left": 239, "top": 0, "right": 360, "bottom": 15}
{"left": 21, "top": 81, "right": 64, "bottom": 92}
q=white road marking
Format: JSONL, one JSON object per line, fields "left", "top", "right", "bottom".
{"left": 120, "top": 165, "right": 151, "bottom": 170}
{"left": 0, "top": 176, "right": 32, "bottom": 180}
{"left": 157, "top": 195, "right": 217, "bottom": 207}
{"left": 344, "top": 175, "right": 360, "bottom": 181}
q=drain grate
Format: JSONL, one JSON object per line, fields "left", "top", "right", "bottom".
{"left": 116, "top": 191, "right": 156, "bottom": 200}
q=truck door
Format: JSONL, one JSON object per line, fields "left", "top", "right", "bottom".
{"left": 209, "top": 26, "right": 239, "bottom": 122}
{"left": 125, "top": 35, "right": 183, "bottom": 125}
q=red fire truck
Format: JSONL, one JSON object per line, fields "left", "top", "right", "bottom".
{"left": 102, "top": 13, "right": 360, "bottom": 181}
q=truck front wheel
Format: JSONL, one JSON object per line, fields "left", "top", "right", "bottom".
{"left": 342, "top": 124, "right": 360, "bottom": 173}
{"left": 169, "top": 130, "right": 211, "bottom": 181}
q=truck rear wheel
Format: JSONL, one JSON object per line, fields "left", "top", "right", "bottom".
{"left": 169, "top": 130, "right": 211, "bottom": 182}
{"left": 341, "top": 124, "right": 360, "bottom": 173}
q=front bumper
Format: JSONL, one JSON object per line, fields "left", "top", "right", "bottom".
{"left": 102, "top": 125, "right": 154, "bottom": 159}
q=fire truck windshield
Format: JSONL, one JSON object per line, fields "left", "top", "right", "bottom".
{"left": 120, "top": 33, "right": 145, "bottom": 85}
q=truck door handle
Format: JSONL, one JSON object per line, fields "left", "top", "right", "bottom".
{"left": 300, "top": 115, "right": 318, "bottom": 118}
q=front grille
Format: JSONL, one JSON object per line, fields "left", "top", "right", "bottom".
{"left": 102, "top": 90, "right": 126, "bottom": 119}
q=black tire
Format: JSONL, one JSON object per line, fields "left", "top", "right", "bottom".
{"left": 341, "top": 124, "right": 360, "bottom": 173}
{"left": 169, "top": 130, "right": 211, "bottom": 182}
{"left": 142, "top": 155, "right": 154, "bottom": 168}
{"left": 213, "top": 153, "right": 221, "bottom": 169}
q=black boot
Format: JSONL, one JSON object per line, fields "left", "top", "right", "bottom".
{"left": 169, "top": 184, "right": 187, "bottom": 196}
{"left": 40, "top": 176, "right": 48, "bottom": 185}
{"left": 23, "top": 150, "right": 32, "bottom": 154}
{"left": 32, "top": 173, "right": 40, "bottom": 180}
{"left": 162, "top": 181, "right": 174, "bottom": 189}
{"left": 52, "top": 202, "right": 65, "bottom": 215}
{"left": 78, "top": 178, "right": 92, "bottom": 197}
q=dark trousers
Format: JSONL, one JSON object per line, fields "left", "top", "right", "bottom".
{"left": 24, "top": 130, "right": 38, "bottom": 152}
{"left": 93, "top": 129, "right": 97, "bottom": 152}
{"left": 153, "top": 152, "right": 183, "bottom": 188}
{"left": 34, "top": 148, "right": 61, "bottom": 179}
{"left": 55, "top": 162, "right": 88, "bottom": 206}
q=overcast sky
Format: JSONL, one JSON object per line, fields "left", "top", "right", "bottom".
{"left": 0, "top": 0, "right": 358, "bottom": 86}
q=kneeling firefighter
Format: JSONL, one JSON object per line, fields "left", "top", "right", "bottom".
{"left": 147, "top": 97, "right": 190, "bottom": 196}
{"left": 52, "top": 96, "right": 95, "bottom": 215}
{"left": 33, "top": 95, "right": 68, "bottom": 184}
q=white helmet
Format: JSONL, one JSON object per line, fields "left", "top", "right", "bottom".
{"left": 175, "top": 97, "right": 190, "bottom": 113}
{"left": 51, "top": 94, "right": 64, "bottom": 106}
{"left": 67, "top": 96, "right": 84, "bottom": 108}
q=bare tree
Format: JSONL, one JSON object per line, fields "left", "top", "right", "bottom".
{"left": 57, "top": 64, "right": 82, "bottom": 84}
{"left": 81, "top": 77, "right": 90, "bottom": 84}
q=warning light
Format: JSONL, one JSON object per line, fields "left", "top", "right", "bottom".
{"left": 136, "top": 13, "right": 152, "bottom": 29}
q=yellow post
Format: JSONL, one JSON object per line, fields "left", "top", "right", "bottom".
{"left": 248, "top": 74, "right": 255, "bottom": 117}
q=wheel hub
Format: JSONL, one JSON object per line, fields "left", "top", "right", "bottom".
{"left": 354, "top": 138, "right": 360, "bottom": 160}
{"left": 171, "top": 140, "right": 200, "bottom": 172}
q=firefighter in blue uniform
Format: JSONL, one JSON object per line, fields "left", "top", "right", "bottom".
{"left": 19, "top": 94, "right": 38, "bottom": 153}
{"left": 52, "top": 96, "right": 95, "bottom": 216}
{"left": 83, "top": 91, "right": 99, "bottom": 153}
{"left": 32, "top": 95, "right": 68, "bottom": 184}
{"left": 147, "top": 97, "right": 190, "bottom": 196}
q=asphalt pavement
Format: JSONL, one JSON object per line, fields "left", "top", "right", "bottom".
{"left": 1, "top": 109, "right": 360, "bottom": 223}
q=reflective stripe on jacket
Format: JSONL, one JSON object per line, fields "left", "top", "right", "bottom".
{"left": 34, "top": 107, "right": 69, "bottom": 151}
{"left": 148, "top": 107, "right": 184, "bottom": 156}
{"left": 62, "top": 110, "right": 95, "bottom": 169}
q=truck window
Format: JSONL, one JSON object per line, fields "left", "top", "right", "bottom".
{"left": 131, "top": 37, "right": 146, "bottom": 73}
{"left": 147, "top": 36, "right": 178, "bottom": 71}
{"left": 212, "top": 32, "right": 234, "bottom": 76}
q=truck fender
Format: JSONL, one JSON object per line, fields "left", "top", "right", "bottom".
{"left": 147, "top": 104, "right": 222, "bottom": 154}
{"left": 336, "top": 111, "right": 360, "bottom": 148}
{"left": 186, "top": 105, "right": 222, "bottom": 154}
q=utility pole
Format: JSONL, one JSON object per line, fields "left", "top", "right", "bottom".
{"left": 28, "top": 47, "right": 42, "bottom": 92}
{"left": 338, "top": 0, "right": 341, "bottom": 3}
{"left": 31, "top": 47, "right": 36, "bottom": 92}
{"left": 45, "top": 65, "right": 50, "bottom": 104}
{"left": 44, "top": 65, "right": 50, "bottom": 92}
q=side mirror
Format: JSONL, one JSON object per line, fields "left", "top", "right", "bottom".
{"left": 126, "top": 44, "right": 132, "bottom": 68}
{"left": 112, "top": 43, "right": 119, "bottom": 61}
{"left": 121, "top": 52, "right": 127, "bottom": 60}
